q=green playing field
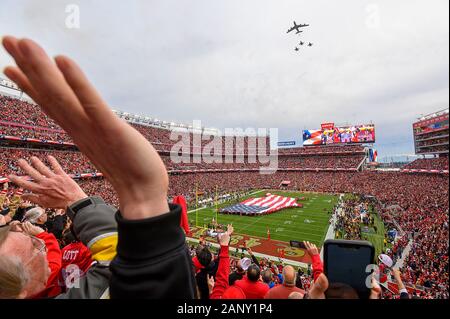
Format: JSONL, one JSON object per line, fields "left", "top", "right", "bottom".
{"left": 188, "top": 190, "right": 339, "bottom": 247}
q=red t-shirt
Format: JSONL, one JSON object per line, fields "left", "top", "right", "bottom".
{"left": 264, "top": 284, "right": 305, "bottom": 299}
{"left": 61, "top": 242, "right": 92, "bottom": 272}
{"left": 59, "top": 242, "right": 93, "bottom": 290}
{"left": 234, "top": 276, "right": 269, "bottom": 299}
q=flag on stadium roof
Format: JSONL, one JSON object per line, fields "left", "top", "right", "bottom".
{"left": 220, "top": 194, "right": 302, "bottom": 216}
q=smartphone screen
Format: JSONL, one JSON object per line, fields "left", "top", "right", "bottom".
{"left": 324, "top": 240, "right": 374, "bottom": 299}
{"left": 290, "top": 240, "right": 306, "bottom": 249}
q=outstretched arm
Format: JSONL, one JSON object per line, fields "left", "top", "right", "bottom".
{"left": 2, "top": 36, "right": 169, "bottom": 220}
{"left": 2, "top": 37, "right": 195, "bottom": 298}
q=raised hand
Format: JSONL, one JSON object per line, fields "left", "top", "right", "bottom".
{"left": 21, "top": 221, "right": 45, "bottom": 237}
{"left": 207, "top": 274, "right": 215, "bottom": 295}
{"left": 369, "top": 277, "right": 382, "bottom": 299}
{"left": 2, "top": 36, "right": 169, "bottom": 220}
{"left": 8, "top": 156, "right": 87, "bottom": 209}
{"left": 304, "top": 241, "right": 319, "bottom": 256}
{"left": 226, "top": 224, "right": 234, "bottom": 235}
{"left": 307, "top": 273, "right": 329, "bottom": 299}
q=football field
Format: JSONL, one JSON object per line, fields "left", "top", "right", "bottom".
{"left": 188, "top": 190, "right": 339, "bottom": 247}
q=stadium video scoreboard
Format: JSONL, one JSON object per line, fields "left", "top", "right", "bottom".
{"left": 302, "top": 122, "right": 375, "bottom": 146}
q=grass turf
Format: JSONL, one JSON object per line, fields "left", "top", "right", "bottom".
{"left": 188, "top": 190, "right": 339, "bottom": 247}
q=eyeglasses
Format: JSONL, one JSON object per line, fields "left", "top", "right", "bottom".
{"left": 23, "top": 235, "right": 47, "bottom": 266}
{"left": 1, "top": 222, "right": 47, "bottom": 265}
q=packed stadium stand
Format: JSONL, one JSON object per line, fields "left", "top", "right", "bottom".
{"left": 1, "top": 92, "right": 449, "bottom": 299}
{"left": 403, "top": 157, "right": 449, "bottom": 171}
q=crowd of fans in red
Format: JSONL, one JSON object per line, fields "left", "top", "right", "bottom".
{"left": 0, "top": 148, "right": 96, "bottom": 176}
{"left": 1, "top": 94, "right": 448, "bottom": 299}
{"left": 404, "top": 157, "right": 449, "bottom": 171}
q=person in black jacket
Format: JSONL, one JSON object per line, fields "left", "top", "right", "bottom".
{"left": 1, "top": 36, "right": 197, "bottom": 299}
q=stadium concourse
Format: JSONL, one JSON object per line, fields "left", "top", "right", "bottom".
{"left": 1, "top": 93, "right": 449, "bottom": 299}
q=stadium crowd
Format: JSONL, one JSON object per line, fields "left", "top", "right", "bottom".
{"left": 0, "top": 148, "right": 96, "bottom": 176}
{"left": 403, "top": 157, "right": 449, "bottom": 170}
{"left": 0, "top": 37, "right": 448, "bottom": 300}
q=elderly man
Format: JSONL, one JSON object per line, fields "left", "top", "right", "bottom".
{"left": 264, "top": 265, "right": 305, "bottom": 299}
{"left": 25, "top": 207, "right": 65, "bottom": 240}
{"left": 234, "top": 264, "right": 269, "bottom": 299}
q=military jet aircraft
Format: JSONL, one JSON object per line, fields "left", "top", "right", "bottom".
{"left": 294, "top": 47, "right": 300, "bottom": 51}
{"left": 299, "top": 41, "right": 304, "bottom": 46}
{"left": 308, "top": 42, "right": 313, "bottom": 46}
{"left": 287, "top": 21, "right": 309, "bottom": 34}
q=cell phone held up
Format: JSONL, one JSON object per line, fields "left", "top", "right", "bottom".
{"left": 290, "top": 240, "right": 307, "bottom": 249}
{"left": 323, "top": 239, "right": 375, "bottom": 299}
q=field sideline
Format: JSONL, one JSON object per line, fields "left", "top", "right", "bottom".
{"left": 188, "top": 190, "right": 339, "bottom": 247}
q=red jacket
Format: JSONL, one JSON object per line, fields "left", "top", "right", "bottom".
{"left": 235, "top": 275, "right": 269, "bottom": 299}
{"left": 32, "top": 232, "right": 62, "bottom": 298}
{"left": 210, "top": 245, "right": 230, "bottom": 299}
{"left": 311, "top": 253, "right": 323, "bottom": 282}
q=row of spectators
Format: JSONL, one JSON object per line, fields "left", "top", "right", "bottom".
{"left": 0, "top": 124, "right": 71, "bottom": 143}
{"left": 403, "top": 157, "right": 449, "bottom": 170}
{"left": 0, "top": 95, "right": 59, "bottom": 128}
{"left": 0, "top": 148, "right": 96, "bottom": 176}
{"left": 1, "top": 147, "right": 366, "bottom": 177}
{"left": 277, "top": 144, "right": 365, "bottom": 155}
{"left": 2, "top": 94, "right": 368, "bottom": 158}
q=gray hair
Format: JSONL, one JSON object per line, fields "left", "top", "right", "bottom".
{"left": 23, "top": 207, "right": 45, "bottom": 223}
{"left": 0, "top": 227, "right": 30, "bottom": 299}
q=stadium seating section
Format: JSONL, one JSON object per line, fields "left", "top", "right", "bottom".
{"left": 1, "top": 94, "right": 448, "bottom": 298}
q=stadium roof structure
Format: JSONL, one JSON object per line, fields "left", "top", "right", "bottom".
{"left": 0, "top": 77, "right": 20, "bottom": 91}
{"left": 113, "top": 109, "right": 270, "bottom": 137}
{"left": 415, "top": 108, "right": 449, "bottom": 122}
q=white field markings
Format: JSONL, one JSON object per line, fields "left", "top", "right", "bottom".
{"left": 250, "top": 216, "right": 328, "bottom": 226}
{"left": 242, "top": 223, "right": 326, "bottom": 236}
{"left": 237, "top": 214, "right": 267, "bottom": 233}
{"left": 238, "top": 214, "right": 326, "bottom": 237}
{"left": 191, "top": 192, "right": 335, "bottom": 239}
{"left": 237, "top": 214, "right": 324, "bottom": 238}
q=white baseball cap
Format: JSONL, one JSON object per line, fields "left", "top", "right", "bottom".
{"left": 240, "top": 257, "right": 251, "bottom": 271}
{"left": 378, "top": 254, "right": 393, "bottom": 268}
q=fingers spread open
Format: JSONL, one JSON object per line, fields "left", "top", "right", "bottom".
{"left": 31, "top": 156, "right": 55, "bottom": 178}
{"left": 17, "top": 158, "right": 44, "bottom": 182}
{"left": 7, "top": 175, "right": 42, "bottom": 193}
{"left": 47, "top": 155, "right": 66, "bottom": 175}
{"left": 21, "top": 193, "right": 42, "bottom": 205}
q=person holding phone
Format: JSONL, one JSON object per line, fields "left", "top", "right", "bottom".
{"left": 322, "top": 239, "right": 383, "bottom": 299}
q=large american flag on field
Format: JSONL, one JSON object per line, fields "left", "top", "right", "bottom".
{"left": 220, "top": 193, "right": 301, "bottom": 215}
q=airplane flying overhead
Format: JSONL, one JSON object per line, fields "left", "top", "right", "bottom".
{"left": 308, "top": 42, "right": 313, "bottom": 46}
{"left": 299, "top": 41, "right": 304, "bottom": 46}
{"left": 287, "top": 21, "right": 309, "bottom": 34}
{"left": 294, "top": 47, "right": 300, "bottom": 51}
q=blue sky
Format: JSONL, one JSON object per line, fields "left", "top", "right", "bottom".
{"left": 0, "top": 0, "right": 448, "bottom": 161}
